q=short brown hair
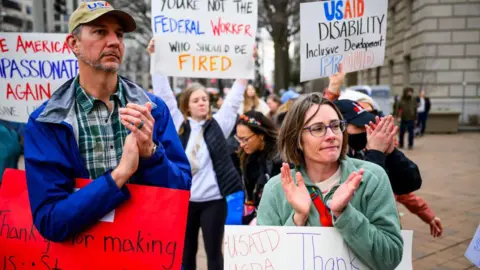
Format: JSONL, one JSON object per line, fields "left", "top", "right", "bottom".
{"left": 178, "top": 83, "right": 212, "bottom": 134}
{"left": 267, "top": 94, "right": 281, "bottom": 105}
{"left": 278, "top": 92, "right": 348, "bottom": 165}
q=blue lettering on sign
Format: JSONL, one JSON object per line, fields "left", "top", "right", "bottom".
{"left": 287, "top": 232, "right": 359, "bottom": 270}
{"left": 324, "top": 0, "right": 344, "bottom": 21}
{"left": 153, "top": 15, "right": 205, "bottom": 35}
{"left": 0, "top": 58, "right": 79, "bottom": 80}
{"left": 319, "top": 54, "right": 343, "bottom": 78}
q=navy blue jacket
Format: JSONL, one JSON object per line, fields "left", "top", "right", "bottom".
{"left": 24, "top": 76, "right": 192, "bottom": 242}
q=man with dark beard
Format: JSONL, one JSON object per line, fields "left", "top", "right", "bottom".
{"left": 24, "top": 1, "right": 191, "bottom": 242}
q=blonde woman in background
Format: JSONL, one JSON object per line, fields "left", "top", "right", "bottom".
{"left": 148, "top": 39, "right": 248, "bottom": 270}
{"left": 238, "top": 84, "right": 270, "bottom": 116}
{"left": 274, "top": 98, "right": 297, "bottom": 127}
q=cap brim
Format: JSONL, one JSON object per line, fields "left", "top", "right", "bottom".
{"left": 85, "top": 10, "right": 136, "bottom": 33}
{"left": 349, "top": 111, "right": 376, "bottom": 127}
{"left": 105, "top": 10, "right": 136, "bottom": 32}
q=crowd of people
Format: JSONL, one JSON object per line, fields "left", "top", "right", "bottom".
{"left": 0, "top": 2, "right": 443, "bottom": 270}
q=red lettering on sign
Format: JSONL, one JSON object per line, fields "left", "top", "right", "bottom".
{"left": 6, "top": 82, "right": 51, "bottom": 101}
{"left": 15, "top": 35, "right": 72, "bottom": 54}
{"left": 210, "top": 18, "right": 252, "bottom": 37}
{"left": 0, "top": 169, "right": 189, "bottom": 270}
{"left": 0, "top": 38, "right": 8, "bottom": 53}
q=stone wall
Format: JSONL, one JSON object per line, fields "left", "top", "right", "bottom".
{"left": 356, "top": 0, "right": 480, "bottom": 124}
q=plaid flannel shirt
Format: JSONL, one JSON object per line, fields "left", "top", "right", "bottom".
{"left": 74, "top": 77, "right": 129, "bottom": 179}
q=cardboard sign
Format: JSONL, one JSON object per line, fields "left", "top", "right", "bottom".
{"left": 0, "top": 33, "right": 77, "bottom": 123}
{"left": 151, "top": 0, "right": 257, "bottom": 79}
{"left": 0, "top": 169, "right": 189, "bottom": 269}
{"left": 464, "top": 223, "right": 480, "bottom": 268}
{"left": 300, "top": 0, "right": 388, "bottom": 81}
{"left": 224, "top": 225, "right": 413, "bottom": 270}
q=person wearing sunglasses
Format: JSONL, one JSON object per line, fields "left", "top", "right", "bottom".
{"left": 256, "top": 93, "right": 403, "bottom": 270}
{"left": 235, "top": 111, "right": 282, "bottom": 225}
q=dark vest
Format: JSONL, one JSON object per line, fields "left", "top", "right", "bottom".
{"left": 179, "top": 119, "right": 243, "bottom": 197}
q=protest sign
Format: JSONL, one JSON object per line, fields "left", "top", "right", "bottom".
{"left": 151, "top": 0, "right": 257, "bottom": 79}
{"left": 224, "top": 225, "right": 413, "bottom": 270}
{"left": 464, "top": 223, "right": 480, "bottom": 268}
{"left": 0, "top": 33, "right": 77, "bottom": 123}
{"left": 0, "top": 169, "right": 189, "bottom": 270}
{"left": 300, "top": 0, "right": 388, "bottom": 81}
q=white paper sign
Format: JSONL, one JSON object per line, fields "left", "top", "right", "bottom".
{"left": 225, "top": 226, "right": 413, "bottom": 270}
{"left": 465, "top": 224, "right": 480, "bottom": 267}
{"left": 151, "top": 0, "right": 257, "bottom": 79}
{"left": 0, "top": 33, "right": 77, "bottom": 123}
{"left": 300, "top": 0, "right": 388, "bottom": 81}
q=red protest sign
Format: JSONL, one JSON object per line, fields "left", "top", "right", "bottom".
{"left": 0, "top": 169, "right": 189, "bottom": 269}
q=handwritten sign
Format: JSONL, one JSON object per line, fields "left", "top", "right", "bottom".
{"left": 465, "top": 223, "right": 480, "bottom": 267}
{"left": 224, "top": 225, "right": 413, "bottom": 270}
{"left": 0, "top": 169, "right": 189, "bottom": 269}
{"left": 300, "top": 0, "right": 388, "bottom": 81}
{"left": 0, "top": 33, "right": 77, "bottom": 123}
{"left": 151, "top": 0, "right": 257, "bottom": 79}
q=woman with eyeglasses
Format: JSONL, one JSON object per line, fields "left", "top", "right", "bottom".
{"left": 234, "top": 111, "right": 282, "bottom": 225}
{"left": 256, "top": 93, "right": 404, "bottom": 270}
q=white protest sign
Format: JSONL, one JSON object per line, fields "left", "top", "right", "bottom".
{"left": 151, "top": 0, "right": 257, "bottom": 79}
{"left": 300, "top": 0, "right": 388, "bottom": 81}
{"left": 225, "top": 226, "right": 413, "bottom": 270}
{"left": 0, "top": 33, "right": 77, "bottom": 123}
{"left": 464, "top": 223, "right": 480, "bottom": 267}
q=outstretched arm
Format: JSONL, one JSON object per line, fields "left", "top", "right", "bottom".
{"left": 323, "top": 64, "right": 345, "bottom": 102}
{"left": 151, "top": 74, "right": 183, "bottom": 132}
{"left": 213, "top": 79, "right": 247, "bottom": 138}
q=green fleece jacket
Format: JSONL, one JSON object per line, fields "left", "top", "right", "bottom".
{"left": 257, "top": 156, "right": 403, "bottom": 270}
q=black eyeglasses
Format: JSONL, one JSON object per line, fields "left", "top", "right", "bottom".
{"left": 303, "top": 120, "right": 346, "bottom": 137}
{"left": 234, "top": 134, "right": 256, "bottom": 144}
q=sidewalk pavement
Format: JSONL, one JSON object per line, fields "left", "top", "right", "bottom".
{"left": 397, "top": 133, "right": 479, "bottom": 270}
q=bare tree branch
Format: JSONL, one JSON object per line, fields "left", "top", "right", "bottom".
{"left": 288, "top": 25, "right": 301, "bottom": 37}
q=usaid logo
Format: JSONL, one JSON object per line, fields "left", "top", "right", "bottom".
{"left": 87, "top": 1, "right": 111, "bottom": 11}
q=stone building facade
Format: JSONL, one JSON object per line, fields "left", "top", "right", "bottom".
{"left": 0, "top": 0, "right": 33, "bottom": 32}
{"left": 356, "top": 0, "right": 480, "bottom": 124}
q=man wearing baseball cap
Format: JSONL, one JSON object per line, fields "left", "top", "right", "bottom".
{"left": 24, "top": 1, "right": 192, "bottom": 242}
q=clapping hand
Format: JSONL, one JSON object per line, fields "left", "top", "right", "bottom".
{"left": 330, "top": 169, "right": 364, "bottom": 218}
{"left": 365, "top": 115, "right": 398, "bottom": 154}
{"left": 119, "top": 103, "right": 156, "bottom": 158}
{"left": 280, "top": 163, "right": 311, "bottom": 226}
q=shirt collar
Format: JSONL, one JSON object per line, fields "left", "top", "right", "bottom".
{"left": 188, "top": 117, "right": 206, "bottom": 129}
{"left": 74, "top": 76, "right": 126, "bottom": 113}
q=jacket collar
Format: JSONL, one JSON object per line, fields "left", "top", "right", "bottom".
{"left": 37, "top": 75, "right": 156, "bottom": 124}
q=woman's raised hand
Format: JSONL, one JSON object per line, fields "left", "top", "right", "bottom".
{"left": 280, "top": 163, "right": 311, "bottom": 225}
